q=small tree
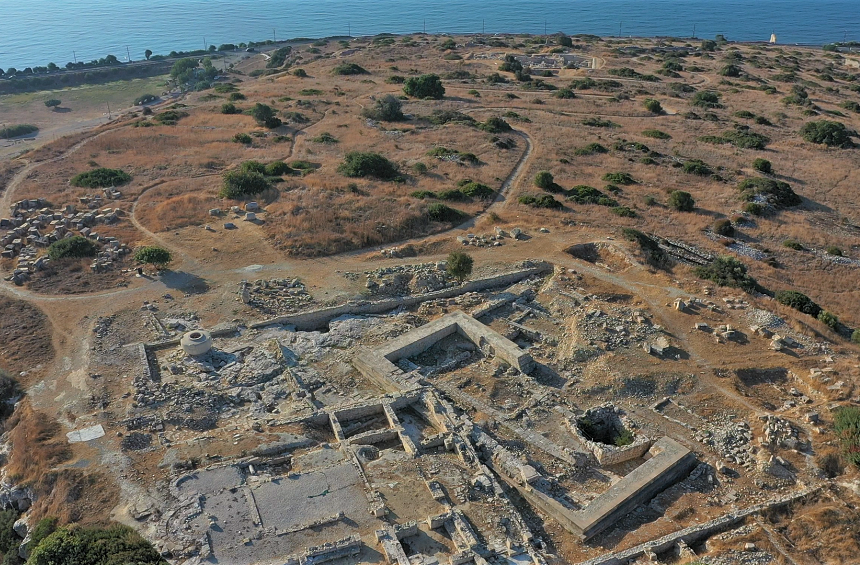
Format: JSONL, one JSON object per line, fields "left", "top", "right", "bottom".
{"left": 752, "top": 158, "right": 772, "bottom": 174}
{"left": 134, "top": 246, "right": 172, "bottom": 271}
{"left": 534, "top": 171, "right": 555, "bottom": 190}
{"left": 403, "top": 74, "right": 445, "bottom": 99}
{"left": 668, "top": 190, "right": 695, "bottom": 212}
{"left": 643, "top": 98, "right": 663, "bottom": 114}
{"left": 362, "top": 94, "right": 404, "bottom": 121}
{"left": 818, "top": 310, "right": 839, "bottom": 331}
{"left": 144, "top": 49, "right": 152, "bottom": 60}
{"left": 47, "top": 236, "right": 98, "bottom": 260}
{"left": 447, "top": 251, "right": 474, "bottom": 283}
{"left": 44, "top": 99, "right": 61, "bottom": 110}
{"left": 247, "top": 103, "right": 281, "bottom": 128}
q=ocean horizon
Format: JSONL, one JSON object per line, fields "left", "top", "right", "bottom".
{"left": 2, "top": 0, "right": 859, "bottom": 70}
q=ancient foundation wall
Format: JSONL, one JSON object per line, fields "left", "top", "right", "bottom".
{"left": 250, "top": 262, "right": 552, "bottom": 331}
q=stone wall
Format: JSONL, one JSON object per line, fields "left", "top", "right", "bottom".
{"left": 567, "top": 404, "right": 651, "bottom": 466}
{"left": 251, "top": 262, "right": 552, "bottom": 331}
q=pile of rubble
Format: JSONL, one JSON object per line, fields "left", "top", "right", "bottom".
{"left": 1, "top": 198, "right": 130, "bottom": 283}
{"left": 707, "top": 419, "right": 755, "bottom": 467}
{"left": 576, "top": 307, "right": 662, "bottom": 352}
{"left": 240, "top": 279, "right": 314, "bottom": 313}
{"left": 759, "top": 415, "right": 800, "bottom": 449}
{"left": 364, "top": 263, "right": 453, "bottom": 296}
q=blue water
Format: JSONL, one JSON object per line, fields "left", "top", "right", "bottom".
{"left": 2, "top": 0, "right": 859, "bottom": 70}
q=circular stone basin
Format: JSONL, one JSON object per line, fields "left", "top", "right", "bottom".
{"left": 180, "top": 330, "right": 213, "bottom": 356}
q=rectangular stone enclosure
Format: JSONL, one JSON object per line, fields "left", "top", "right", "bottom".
{"left": 354, "top": 310, "right": 535, "bottom": 389}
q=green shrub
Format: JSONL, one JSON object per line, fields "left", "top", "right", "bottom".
{"left": 754, "top": 115, "right": 772, "bottom": 125}
{"left": 611, "top": 206, "right": 636, "bottom": 217}
{"left": 403, "top": 74, "right": 444, "bottom": 99}
{"left": 852, "top": 329, "right": 860, "bottom": 344}
{"left": 411, "top": 190, "right": 436, "bottom": 199}
{"left": 427, "top": 203, "right": 465, "bottom": 221}
{"left": 534, "top": 171, "right": 555, "bottom": 190}
{"left": 232, "top": 133, "right": 252, "bottom": 144}
{"left": 568, "top": 185, "right": 617, "bottom": 206}
{"left": 298, "top": 88, "right": 323, "bottom": 96}
{"left": 691, "top": 90, "right": 722, "bottom": 108}
{"left": 438, "top": 189, "right": 466, "bottom": 201}
{"left": 668, "top": 190, "right": 695, "bottom": 211}
{"left": 683, "top": 159, "right": 712, "bottom": 176}
{"left": 713, "top": 218, "right": 735, "bottom": 236}
{"left": 70, "top": 168, "right": 131, "bottom": 188}
{"left": 265, "top": 161, "right": 292, "bottom": 175}
{"left": 518, "top": 194, "right": 562, "bottom": 209}
{"left": 134, "top": 246, "right": 172, "bottom": 270}
{"left": 694, "top": 256, "right": 759, "bottom": 293}
{"left": 642, "top": 129, "right": 671, "bottom": 139}
{"left": 834, "top": 406, "right": 860, "bottom": 466}
{"left": 247, "top": 103, "right": 281, "bottom": 128}
{"left": 719, "top": 64, "right": 742, "bottom": 77}
{"left": 338, "top": 151, "right": 399, "bottom": 180}
{"left": 644, "top": 195, "right": 658, "bottom": 206}
{"left": 602, "top": 172, "right": 635, "bottom": 185}
{"left": 0, "top": 124, "right": 38, "bottom": 139}
{"left": 734, "top": 110, "right": 756, "bottom": 119}
{"left": 411, "top": 162, "right": 428, "bottom": 175}
{"left": 362, "top": 94, "right": 405, "bottom": 121}
{"left": 752, "top": 158, "right": 772, "bottom": 174}
{"left": 219, "top": 170, "right": 271, "bottom": 198}
{"left": 282, "top": 111, "right": 310, "bottom": 124}
{"left": 266, "top": 46, "right": 293, "bottom": 68}
{"left": 775, "top": 290, "right": 821, "bottom": 317}
{"left": 827, "top": 246, "right": 843, "bottom": 256}
{"left": 554, "top": 88, "right": 576, "bottom": 99}
{"left": 479, "top": 117, "right": 512, "bottom": 133}
{"left": 643, "top": 98, "right": 663, "bottom": 114}
{"left": 311, "top": 132, "right": 338, "bottom": 144}
{"left": 290, "top": 160, "right": 316, "bottom": 171}
{"left": 738, "top": 177, "right": 801, "bottom": 207}
{"left": 574, "top": 143, "right": 608, "bottom": 155}
{"left": 427, "top": 110, "right": 477, "bottom": 126}
{"left": 582, "top": 117, "right": 619, "bottom": 128}
{"left": 293, "top": 68, "right": 308, "bottom": 78}
{"left": 47, "top": 236, "right": 98, "bottom": 260}
{"left": 228, "top": 92, "right": 246, "bottom": 101}
{"left": 386, "top": 75, "right": 405, "bottom": 84}
{"left": 213, "top": 84, "right": 237, "bottom": 94}
{"left": 221, "top": 102, "right": 241, "bottom": 114}
{"left": 799, "top": 120, "right": 854, "bottom": 148}
{"left": 333, "top": 62, "right": 367, "bottom": 75}
{"left": 240, "top": 160, "right": 266, "bottom": 174}
{"left": 783, "top": 239, "right": 804, "bottom": 250}
{"left": 818, "top": 310, "right": 839, "bottom": 331}
{"left": 447, "top": 251, "right": 474, "bottom": 283}
{"left": 28, "top": 523, "right": 164, "bottom": 565}
{"left": 840, "top": 101, "right": 860, "bottom": 113}
{"left": 743, "top": 202, "right": 764, "bottom": 215}
{"left": 460, "top": 182, "right": 494, "bottom": 199}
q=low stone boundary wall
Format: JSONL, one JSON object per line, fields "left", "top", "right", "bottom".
{"left": 250, "top": 262, "right": 552, "bottom": 331}
{"left": 575, "top": 488, "right": 819, "bottom": 565}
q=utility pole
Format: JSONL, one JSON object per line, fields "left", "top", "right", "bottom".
{"left": 203, "top": 37, "right": 207, "bottom": 50}
{"left": 73, "top": 51, "right": 77, "bottom": 64}
{"left": 126, "top": 45, "right": 131, "bottom": 62}
{"left": 693, "top": 24, "right": 696, "bottom": 38}
{"left": 619, "top": 21, "right": 622, "bottom": 37}
{"left": 482, "top": 20, "right": 485, "bottom": 35}
{"left": 424, "top": 20, "right": 426, "bottom": 34}
{"left": 273, "top": 28, "right": 276, "bottom": 42}
{"left": 348, "top": 22, "right": 351, "bottom": 37}
{"left": 107, "top": 102, "right": 111, "bottom": 119}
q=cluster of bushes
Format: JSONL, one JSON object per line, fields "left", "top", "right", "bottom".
{"left": 70, "top": 168, "right": 131, "bottom": 188}
{"left": 668, "top": 190, "right": 695, "bottom": 211}
{"left": 602, "top": 172, "right": 635, "bottom": 185}
{"left": 567, "top": 185, "right": 618, "bottom": 206}
{"left": 412, "top": 180, "right": 494, "bottom": 201}
{"left": 478, "top": 116, "right": 512, "bottom": 133}
{"left": 582, "top": 117, "right": 619, "bottom": 128}
{"left": 737, "top": 177, "right": 801, "bottom": 207}
{"left": 573, "top": 143, "right": 608, "bottom": 155}
{"left": 403, "top": 74, "right": 444, "bottom": 99}
{"left": 682, "top": 159, "right": 713, "bottom": 176}
{"left": 691, "top": 91, "right": 722, "bottom": 108}
{"left": 427, "top": 147, "right": 479, "bottom": 165}
{"left": 694, "top": 256, "right": 760, "bottom": 293}
{"left": 700, "top": 126, "right": 770, "bottom": 150}
{"left": 607, "top": 67, "right": 660, "bottom": 82}
{"left": 266, "top": 46, "right": 293, "bottom": 68}
{"left": 570, "top": 78, "right": 622, "bottom": 91}
{"left": 518, "top": 194, "right": 563, "bottom": 209}
{"left": 332, "top": 62, "right": 368, "bottom": 75}
{"left": 153, "top": 109, "right": 187, "bottom": 125}
{"left": 643, "top": 98, "right": 663, "bottom": 114}
{"left": 219, "top": 165, "right": 275, "bottom": 199}
{"left": 247, "top": 103, "right": 281, "bottom": 128}
{"left": 427, "top": 203, "right": 466, "bottom": 222}
{"left": 311, "top": 132, "right": 338, "bottom": 144}
{"left": 362, "top": 95, "right": 405, "bottom": 121}
{"left": 47, "top": 236, "right": 98, "bottom": 261}
{"left": 427, "top": 110, "right": 476, "bottom": 126}
{"left": 642, "top": 129, "right": 671, "bottom": 139}
{"left": 338, "top": 152, "right": 400, "bottom": 180}
{"left": 799, "top": 120, "right": 855, "bottom": 148}
{"left": 834, "top": 407, "right": 860, "bottom": 466}
{"left": 0, "top": 124, "right": 38, "bottom": 139}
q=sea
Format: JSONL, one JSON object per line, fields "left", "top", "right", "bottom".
{"left": 2, "top": 0, "right": 859, "bottom": 70}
